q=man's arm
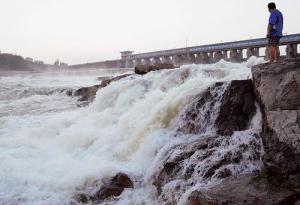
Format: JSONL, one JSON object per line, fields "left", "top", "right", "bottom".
{"left": 267, "top": 12, "right": 277, "bottom": 38}
{"left": 267, "top": 23, "right": 274, "bottom": 38}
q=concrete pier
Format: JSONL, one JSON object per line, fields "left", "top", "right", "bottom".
{"left": 286, "top": 44, "right": 298, "bottom": 59}
{"left": 153, "top": 57, "right": 162, "bottom": 64}
{"left": 197, "top": 52, "right": 209, "bottom": 64}
{"left": 213, "top": 51, "right": 223, "bottom": 63}
{"left": 162, "top": 56, "right": 172, "bottom": 64}
{"left": 246, "top": 48, "right": 259, "bottom": 58}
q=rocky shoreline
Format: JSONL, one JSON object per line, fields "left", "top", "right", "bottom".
{"left": 70, "top": 59, "right": 300, "bottom": 204}
{"left": 185, "top": 58, "right": 300, "bottom": 204}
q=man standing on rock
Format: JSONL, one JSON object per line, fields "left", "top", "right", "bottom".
{"left": 266, "top": 2, "right": 284, "bottom": 63}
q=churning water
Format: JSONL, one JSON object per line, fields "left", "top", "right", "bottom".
{"left": 0, "top": 58, "right": 265, "bottom": 205}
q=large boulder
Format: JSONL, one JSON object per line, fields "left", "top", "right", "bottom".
{"left": 73, "top": 74, "right": 132, "bottom": 103}
{"left": 252, "top": 58, "right": 300, "bottom": 187}
{"left": 152, "top": 135, "right": 261, "bottom": 196}
{"left": 73, "top": 84, "right": 101, "bottom": 102}
{"left": 135, "top": 63, "right": 175, "bottom": 75}
{"left": 92, "top": 173, "right": 134, "bottom": 201}
{"left": 186, "top": 174, "right": 300, "bottom": 205}
{"left": 177, "top": 80, "right": 256, "bottom": 136}
{"left": 216, "top": 80, "right": 256, "bottom": 136}
{"left": 73, "top": 173, "right": 134, "bottom": 204}
{"left": 152, "top": 80, "right": 261, "bottom": 204}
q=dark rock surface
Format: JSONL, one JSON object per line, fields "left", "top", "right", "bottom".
{"left": 135, "top": 63, "right": 175, "bottom": 75}
{"left": 152, "top": 134, "right": 262, "bottom": 203}
{"left": 186, "top": 174, "right": 300, "bottom": 205}
{"left": 252, "top": 59, "right": 300, "bottom": 187}
{"left": 73, "top": 74, "right": 132, "bottom": 103}
{"left": 176, "top": 82, "right": 226, "bottom": 135}
{"left": 74, "top": 84, "right": 101, "bottom": 102}
{"left": 216, "top": 80, "right": 256, "bottom": 136}
{"left": 177, "top": 80, "right": 256, "bottom": 136}
{"left": 152, "top": 80, "right": 261, "bottom": 204}
{"left": 93, "top": 173, "right": 134, "bottom": 201}
{"left": 73, "top": 173, "right": 134, "bottom": 204}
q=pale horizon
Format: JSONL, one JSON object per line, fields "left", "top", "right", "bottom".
{"left": 0, "top": 0, "right": 299, "bottom": 65}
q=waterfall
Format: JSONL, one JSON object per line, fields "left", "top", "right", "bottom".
{"left": 0, "top": 57, "right": 265, "bottom": 205}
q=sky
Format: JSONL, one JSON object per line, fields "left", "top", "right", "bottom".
{"left": 0, "top": 0, "right": 299, "bottom": 65}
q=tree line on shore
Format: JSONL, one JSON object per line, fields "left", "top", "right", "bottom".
{"left": 0, "top": 52, "right": 68, "bottom": 70}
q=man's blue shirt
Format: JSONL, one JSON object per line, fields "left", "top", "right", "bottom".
{"left": 269, "top": 9, "right": 284, "bottom": 37}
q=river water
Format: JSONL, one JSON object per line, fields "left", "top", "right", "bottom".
{"left": 0, "top": 58, "right": 265, "bottom": 205}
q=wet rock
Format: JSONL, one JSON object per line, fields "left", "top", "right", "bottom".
{"left": 73, "top": 193, "right": 89, "bottom": 203}
{"left": 73, "top": 74, "right": 132, "bottom": 103}
{"left": 187, "top": 191, "right": 217, "bottom": 205}
{"left": 111, "top": 172, "right": 134, "bottom": 188}
{"left": 73, "top": 173, "right": 134, "bottom": 204}
{"left": 152, "top": 134, "right": 261, "bottom": 202}
{"left": 186, "top": 174, "right": 300, "bottom": 205}
{"left": 252, "top": 58, "right": 300, "bottom": 187}
{"left": 177, "top": 80, "right": 255, "bottom": 136}
{"left": 135, "top": 63, "right": 175, "bottom": 75}
{"left": 214, "top": 167, "right": 232, "bottom": 179}
{"left": 204, "top": 151, "right": 241, "bottom": 178}
{"left": 176, "top": 82, "right": 226, "bottom": 135}
{"left": 216, "top": 80, "right": 256, "bottom": 136}
{"left": 93, "top": 173, "right": 133, "bottom": 201}
{"left": 99, "top": 74, "right": 132, "bottom": 87}
{"left": 65, "top": 89, "right": 73, "bottom": 96}
{"left": 96, "top": 76, "right": 112, "bottom": 81}
{"left": 74, "top": 84, "right": 101, "bottom": 102}
{"left": 153, "top": 137, "right": 215, "bottom": 195}
{"left": 152, "top": 81, "right": 262, "bottom": 204}
{"left": 93, "top": 185, "right": 126, "bottom": 201}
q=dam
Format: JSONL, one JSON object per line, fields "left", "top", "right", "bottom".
{"left": 70, "top": 33, "right": 300, "bottom": 68}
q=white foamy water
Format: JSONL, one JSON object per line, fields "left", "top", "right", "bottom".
{"left": 0, "top": 58, "right": 265, "bottom": 205}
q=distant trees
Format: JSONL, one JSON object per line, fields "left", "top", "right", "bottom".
{"left": 0, "top": 53, "right": 47, "bottom": 70}
{"left": 0, "top": 53, "right": 27, "bottom": 69}
{"left": 0, "top": 52, "right": 68, "bottom": 70}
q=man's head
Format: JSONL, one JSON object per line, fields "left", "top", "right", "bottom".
{"left": 268, "top": 2, "right": 276, "bottom": 13}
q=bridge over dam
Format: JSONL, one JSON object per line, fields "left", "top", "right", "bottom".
{"left": 70, "top": 33, "right": 300, "bottom": 69}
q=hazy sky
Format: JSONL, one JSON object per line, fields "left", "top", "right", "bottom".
{"left": 0, "top": 0, "right": 299, "bottom": 65}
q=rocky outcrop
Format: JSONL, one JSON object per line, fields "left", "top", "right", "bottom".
{"left": 135, "top": 63, "right": 175, "bottom": 75}
{"left": 73, "top": 173, "right": 134, "bottom": 204}
{"left": 73, "top": 74, "right": 132, "bottom": 103}
{"left": 186, "top": 174, "right": 300, "bottom": 205}
{"left": 70, "top": 59, "right": 300, "bottom": 205}
{"left": 252, "top": 59, "right": 300, "bottom": 187}
{"left": 177, "top": 80, "right": 256, "bottom": 136}
{"left": 152, "top": 80, "right": 261, "bottom": 204}
{"left": 216, "top": 80, "right": 256, "bottom": 136}
{"left": 176, "top": 82, "right": 226, "bottom": 135}
{"left": 73, "top": 84, "right": 101, "bottom": 102}
{"left": 153, "top": 135, "right": 261, "bottom": 196}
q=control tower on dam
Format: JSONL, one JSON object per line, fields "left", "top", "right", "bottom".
{"left": 70, "top": 34, "right": 300, "bottom": 69}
